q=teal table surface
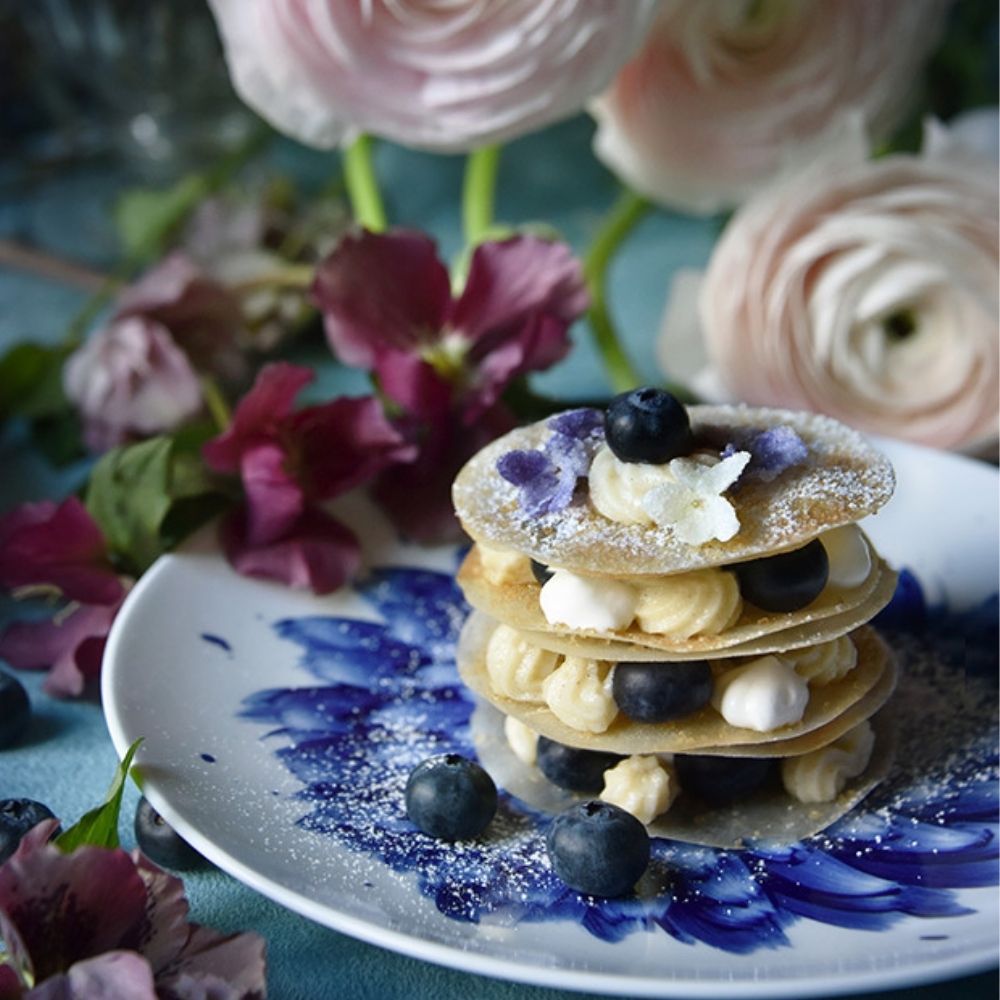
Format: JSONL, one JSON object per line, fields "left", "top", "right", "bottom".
{"left": 1, "top": 118, "right": 997, "bottom": 1000}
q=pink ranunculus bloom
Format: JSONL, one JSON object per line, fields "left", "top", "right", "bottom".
{"left": 659, "top": 119, "right": 999, "bottom": 453}
{"left": 0, "top": 498, "right": 124, "bottom": 606}
{"left": 313, "top": 230, "right": 589, "bottom": 423}
{"left": 203, "top": 362, "right": 414, "bottom": 592}
{"left": 0, "top": 820, "right": 266, "bottom": 999}
{"left": 591, "top": 0, "right": 949, "bottom": 214}
{"left": 207, "top": 0, "right": 657, "bottom": 152}
{"left": 63, "top": 315, "right": 204, "bottom": 453}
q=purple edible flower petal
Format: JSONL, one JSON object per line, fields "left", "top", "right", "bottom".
{"left": 724, "top": 425, "right": 808, "bottom": 484}
{"left": 496, "top": 449, "right": 552, "bottom": 486}
{"left": 547, "top": 407, "right": 604, "bottom": 441}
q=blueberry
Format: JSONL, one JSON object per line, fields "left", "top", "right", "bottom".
{"left": 134, "top": 797, "right": 204, "bottom": 870}
{"left": 405, "top": 754, "right": 497, "bottom": 841}
{"left": 604, "top": 387, "right": 693, "bottom": 464}
{"left": 0, "top": 671, "right": 30, "bottom": 749}
{"left": 0, "top": 799, "right": 56, "bottom": 864}
{"left": 674, "top": 755, "right": 774, "bottom": 806}
{"left": 733, "top": 539, "right": 829, "bottom": 612}
{"left": 530, "top": 560, "right": 553, "bottom": 585}
{"left": 612, "top": 660, "right": 713, "bottom": 723}
{"left": 546, "top": 800, "right": 650, "bottom": 897}
{"left": 536, "top": 738, "right": 623, "bottom": 793}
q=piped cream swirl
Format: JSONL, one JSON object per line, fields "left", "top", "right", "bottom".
{"left": 634, "top": 569, "right": 742, "bottom": 638}
{"left": 485, "top": 624, "right": 559, "bottom": 701}
{"left": 781, "top": 720, "right": 876, "bottom": 803}
{"left": 786, "top": 635, "right": 858, "bottom": 686}
{"left": 600, "top": 755, "right": 678, "bottom": 825}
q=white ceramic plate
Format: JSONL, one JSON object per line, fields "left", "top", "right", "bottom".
{"left": 103, "top": 439, "right": 999, "bottom": 998}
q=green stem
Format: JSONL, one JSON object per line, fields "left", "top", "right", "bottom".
{"left": 583, "top": 189, "right": 651, "bottom": 394}
{"left": 200, "top": 376, "right": 231, "bottom": 432}
{"left": 343, "top": 135, "right": 387, "bottom": 232}
{"left": 462, "top": 145, "right": 501, "bottom": 245}
{"left": 229, "top": 263, "right": 316, "bottom": 295}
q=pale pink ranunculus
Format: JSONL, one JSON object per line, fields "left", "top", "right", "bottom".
{"left": 63, "top": 316, "right": 203, "bottom": 451}
{"left": 660, "top": 119, "right": 999, "bottom": 453}
{"left": 592, "top": 0, "right": 949, "bottom": 214}
{"left": 207, "top": 0, "right": 657, "bottom": 152}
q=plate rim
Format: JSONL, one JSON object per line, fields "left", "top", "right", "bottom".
{"left": 102, "top": 439, "right": 1000, "bottom": 998}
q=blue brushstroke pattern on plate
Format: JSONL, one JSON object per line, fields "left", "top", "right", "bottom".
{"left": 234, "top": 566, "right": 998, "bottom": 953}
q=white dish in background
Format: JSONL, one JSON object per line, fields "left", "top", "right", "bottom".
{"left": 103, "top": 439, "right": 999, "bottom": 998}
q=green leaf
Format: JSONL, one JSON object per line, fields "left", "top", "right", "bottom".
{"left": 56, "top": 738, "right": 143, "bottom": 852}
{"left": 115, "top": 175, "right": 209, "bottom": 262}
{"left": 86, "top": 437, "right": 175, "bottom": 571}
{"left": 0, "top": 342, "right": 72, "bottom": 420}
{"left": 85, "top": 428, "right": 232, "bottom": 573}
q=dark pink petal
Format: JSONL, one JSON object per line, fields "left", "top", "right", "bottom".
{"left": 130, "top": 855, "right": 191, "bottom": 974}
{"left": 159, "top": 926, "right": 266, "bottom": 1000}
{"left": 0, "top": 823, "right": 149, "bottom": 983}
{"left": 373, "top": 351, "right": 453, "bottom": 425}
{"left": 0, "top": 601, "right": 122, "bottom": 698}
{"left": 239, "top": 442, "right": 304, "bottom": 546}
{"left": 373, "top": 405, "right": 515, "bottom": 544}
{"left": 467, "top": 313, "right": 573, "bottom": 419}
{"left": 27, "top": 952, "right": 157, "bottom": 1000}
{"left": 202, "top": 363, "right": 313, "bottom": 474}
{"left": 0, "top": 963, "right": 22, "bottom": 998}
{"left": 218, "top": 506, "right": 361, "bottom": 594}
{"left": 449, "top": 236, "right": 588, "bottom": 344}
{"left": 290, "top": 396, "right": 417, "bottom": 500}
{"left": 312, "top": 229, "right": 452, "bottom": 368}
{"left": 0, "top": 499, "right": 123, "bottom": 605}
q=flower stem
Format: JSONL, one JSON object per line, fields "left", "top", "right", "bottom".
{"left": 200, "top": 376, "right": 231, "bottom": 432}
{"left": 583, "top": 189, "right": 651, "bottom": 394}
{"left": 462, "top": 145, "right": 501, "bottom": 245}
{"left": 230, "top": 263, "right": 316, "bottom": 295}
{"left": 343, "top": 135, "right": 387, "bottom": 232}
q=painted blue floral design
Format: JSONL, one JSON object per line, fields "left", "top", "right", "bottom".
{"left": 237, "top": 566, "right": 998, "bottom": 954}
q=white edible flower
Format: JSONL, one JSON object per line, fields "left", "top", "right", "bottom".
{"left": 641, "top": 451, "right": 750, "bottom": 545}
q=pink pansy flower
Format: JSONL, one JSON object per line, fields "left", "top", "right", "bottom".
{"left": 207, "top": 0, "right": 657, "bottom": 152}
{"left": 0, "top": 498, "right": 124, "bottom": 606}
{"left": 0, "top": 820, "right": 266, "bottom": 999}
{"left": 203, "top": 362, "right": 414, "bottom": 592}
{"left": 63, "top": 315, "right": 203, "bottom": 453}
{"left": 313, "top": 230, "right": 589, "bottom": 423}
{"left": 0, "top": 499, "right": 127, "bottom": 698}
{"left": 312, "top": 229, "right": 588, "bottom": 541}
{"left": 115, "top": 252, "right": 248, "bottom": 383}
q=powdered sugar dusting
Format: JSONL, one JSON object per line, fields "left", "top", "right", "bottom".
{"left": 454, "top": 405, "right": 896, "bottom": 576}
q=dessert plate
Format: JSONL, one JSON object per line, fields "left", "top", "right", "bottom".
{"left": 102, "top": 438, "right": 999, "bottom": 998}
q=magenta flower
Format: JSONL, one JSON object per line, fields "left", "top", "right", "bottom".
{"left": 313, "top": 230, "right": 589, "bottom": 423}
{"left": 0, "top": 499, "right": 124, "bottom": 606}
{"left": 312, "top": 230, "right": 588, "bottom": 541}
{"left": 203, "top": 362, "right": 414, "bottom": 592}
{"left": 0, "top": 499, "right": 127, "bottom": 698}
{"left": 0, "top": 820, "right": 266, "bottom": 999}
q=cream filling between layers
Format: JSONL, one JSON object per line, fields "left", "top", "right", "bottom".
{"left": 781, "top": 720, "right": 875, "bottom": 803}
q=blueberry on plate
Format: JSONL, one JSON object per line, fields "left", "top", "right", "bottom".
{"left": 531, "top": 560, "right": 554, "bottom": 585}
{"left": 604, "top": 387, "right": 693, "bottom": 464}
{"left": 674, "top": 755, "right": 774, "bottom": 806}
{"left": 134, "top": 797, "right": 205, "bottom": 870}
{"left": 546, "top": 800, "right": 650, "bottom": 897}
{"left": 612, "top": 660, "right": 713, "bottom": 723}
{"left": 405, "top": 754, "right": 497, "bottom": 841}
{"left": 536, "top": 738, "right": 623, "bottom": 793}
{"left": 0, "top": 799, "right": 57, "bottom": 864}
{"left": 733, "top": 539, "right": 829, "bottom": 613}
{"left": 0, "top": 670, "right": 30, "bottom": 749}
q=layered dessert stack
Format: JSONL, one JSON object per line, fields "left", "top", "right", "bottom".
{"left": 452, "top": 390, "right": 899, "bottom": 847}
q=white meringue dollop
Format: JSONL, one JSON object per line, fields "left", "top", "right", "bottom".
{"left": 712, "top": 655, "right": 810, "bottom": 732}
{"left": 820, "top": 525, "right": 872, "bottom": 589}
{"left": 539, "top": 569, "right": 638, "bottom": 631}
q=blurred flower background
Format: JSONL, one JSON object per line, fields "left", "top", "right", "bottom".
{"left": 0, "top": 0, "right": 997, "bottom": 697}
